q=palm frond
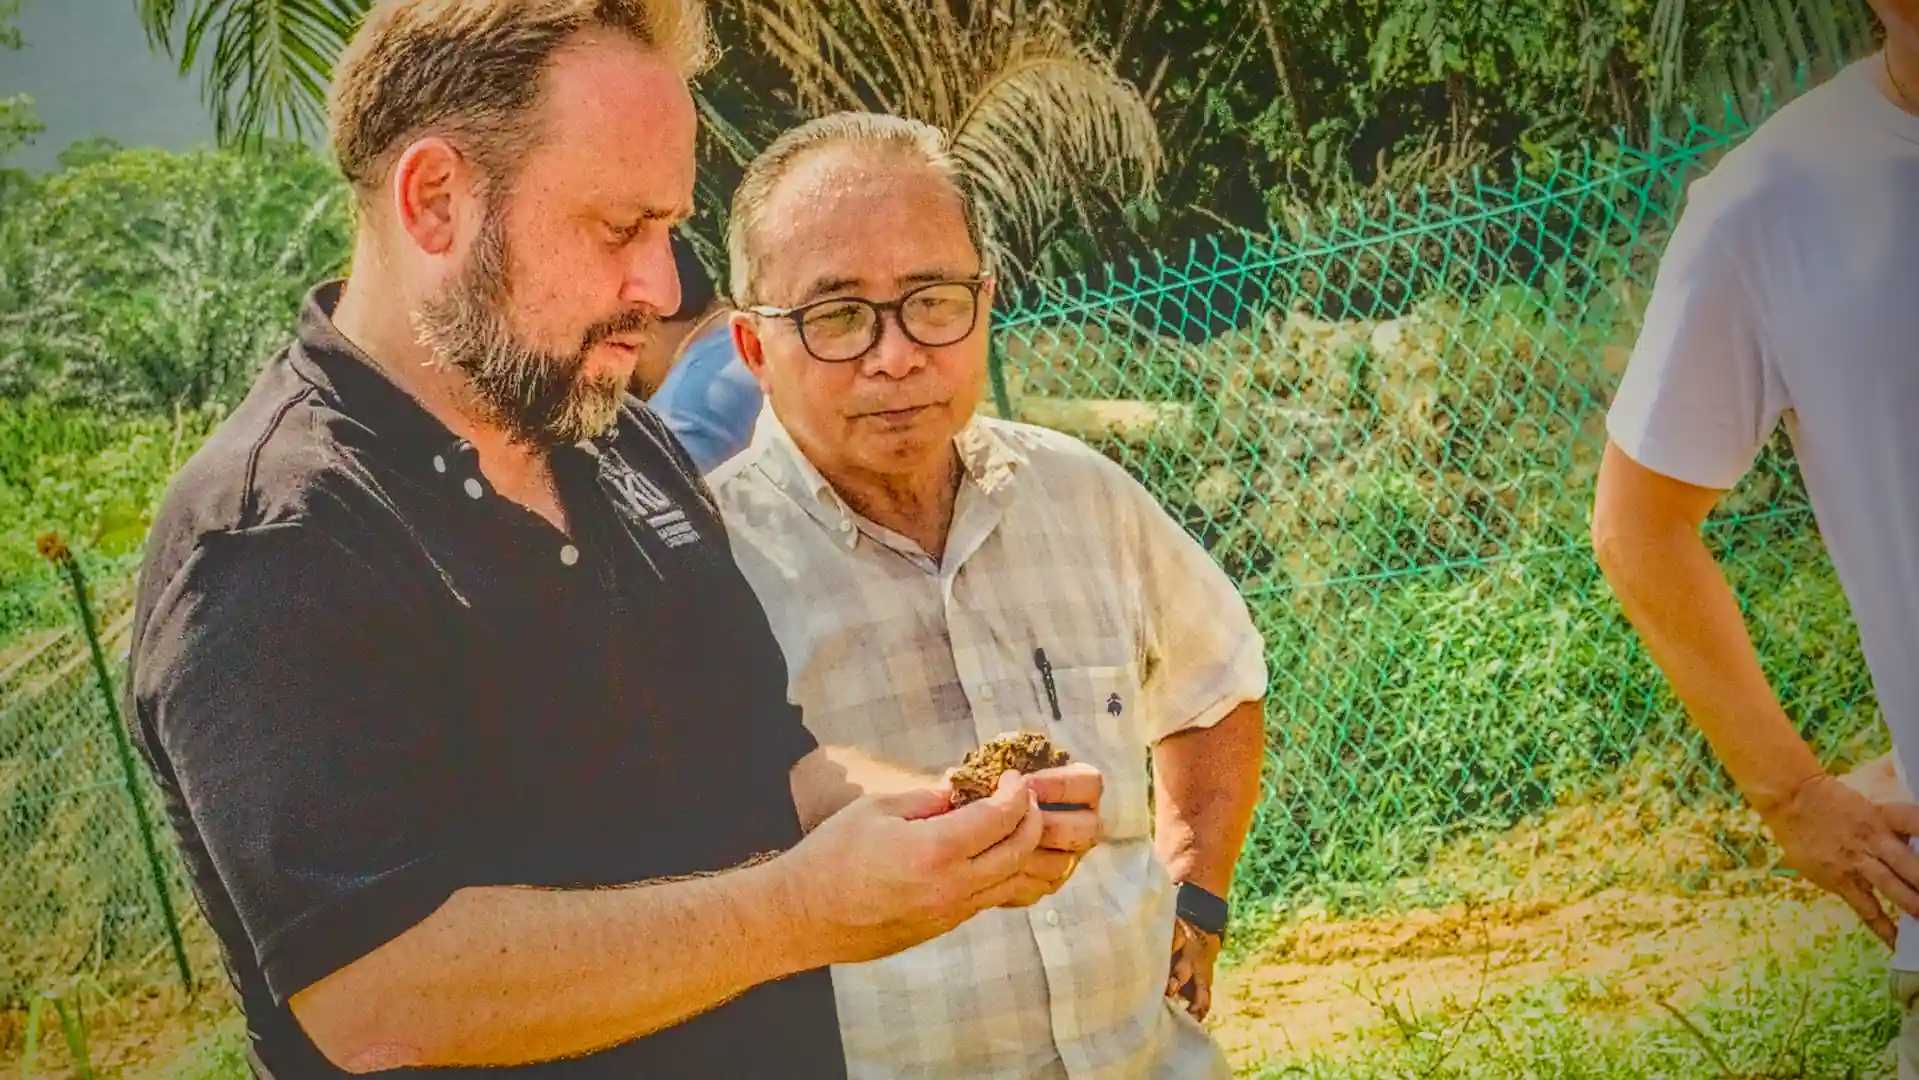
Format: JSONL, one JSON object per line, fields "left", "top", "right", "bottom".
{"left": 135, "top": 0, "right": 366, "bottom": 147}
{"left": 946, "top": 39, "right": 1159, "bottom": 268}
{"left": 744, "top": 1, "right": 1160, "bottom": 274}
{"left": 1648, "top": 0, "right": 1689, "bottom": 116}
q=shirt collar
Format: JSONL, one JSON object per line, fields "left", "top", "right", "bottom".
{"left": 953, "top": 417, "right": 1026, "bottom": 499}
{"left": 749, "top": 408, "right": 1029, "bottom": 547}
{"left": 287, "top": 279, "right": 614, "bottom": 490}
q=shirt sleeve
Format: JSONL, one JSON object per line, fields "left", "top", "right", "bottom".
{"left": 1606, "top": 171, "right": 1789, "bottom": 489}
{"left": 653, "top": 331, "right": 763, "bottom": 475}
{"left": 1112, "top": 465, "right": 1269, "bottom": 741}
{"left": 133, "top": 521, "right": 468, "bottom": 1004}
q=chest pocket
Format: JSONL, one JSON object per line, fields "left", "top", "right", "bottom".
{"left": 1034, "top": 662, "right": 1152, "bottom": 842}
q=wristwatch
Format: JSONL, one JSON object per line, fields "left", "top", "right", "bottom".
{"left": 1175, "top": 881, "right": 1229, "bottom": 938}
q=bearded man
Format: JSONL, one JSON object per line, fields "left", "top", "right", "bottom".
{"left": 125, "top": 2, "right": 1098, "bottom": 1075}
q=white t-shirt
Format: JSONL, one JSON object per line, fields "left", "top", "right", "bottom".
{"left": 1608, "top": 58, "right": 1919, "bottom": 962}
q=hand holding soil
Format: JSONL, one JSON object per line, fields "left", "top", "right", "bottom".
{"left": 949, "top": 732, "right": 1073, "bottom": 806}
{"left": 945, "top": 733, "right": 1105, "bottom": 908}
{"left": 787, "top": 771, "right": 1045, "bottom": 965}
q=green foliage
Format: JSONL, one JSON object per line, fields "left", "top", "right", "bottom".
{"left": 136, "top": 0, "right": 360, "bottom": 147}
{"left": 0, "top": 143, "right": 350, "bottom": 412}
{"left": 120, "top": 1, "right": 1882, "bottom": 279}
{"left": 0, "top": 400, "right": 218, "bottom": 639}
{"left": 56, "top": 137, "right": 126, "bottom": 172}
{"left": 1096, "top": 0, "right": 1877, "bottom": 257}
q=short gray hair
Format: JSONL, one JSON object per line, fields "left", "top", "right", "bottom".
{"left": 726, "top": 112, "right": 992, "bottom": 304}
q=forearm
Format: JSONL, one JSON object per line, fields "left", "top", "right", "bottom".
{"left": 1593, "top": 513, "right": 1821, "bottom": 809}
{"left": 790, "top": 744, "right": 938, "bottom": 832}
{"left": 1152, "top": 700, "right": 1266, "bottom": 895}
{"left": 291, "top": 855, "right": 826, "bottom": 1072}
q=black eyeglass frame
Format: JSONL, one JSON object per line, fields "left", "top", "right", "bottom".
{"left": 746, "top": 275, "right": 993, "bottom": 363}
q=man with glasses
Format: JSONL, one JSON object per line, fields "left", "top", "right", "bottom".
{"left": 711, "top": 111, "right": 1269, "bottom": 1079}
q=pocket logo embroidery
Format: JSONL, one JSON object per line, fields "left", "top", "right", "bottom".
{"left": 1106, "top": 692, "right": 1123, "bottom": 717}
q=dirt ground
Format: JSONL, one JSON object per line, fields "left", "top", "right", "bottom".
{"left": 1206, "top": 878, "right": 1851, "bottom": 1070}
{"left": 1205, "top": 784, "right": 1858, "bottom": 1073}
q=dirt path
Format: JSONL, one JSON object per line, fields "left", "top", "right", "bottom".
{"left": 1206, "top": 876, "right": 1851, "bottom": 1071}
{"left": 1200, "top": 776, "right": 1879, "bottom": 1074}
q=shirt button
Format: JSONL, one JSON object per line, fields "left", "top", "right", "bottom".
{"left": 838, "top": 519, "right": 853, "bottom": 533}
{"left": 1045, "top": 910, "right": 1061, "bottom": 928}
{"left": 560, "top": 544, "right": 580, "bottom": 566}
{"left": 432, "top": 454, "right": 447, "bottom": 474}
{"left": 463, "top": 478, "right": 484, "bottom": 500}
{"left": 978, "top": 684, "right": 996, "bottom": 702}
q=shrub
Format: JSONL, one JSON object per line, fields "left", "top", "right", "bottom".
{"left": 0, "top": 143, "right": 350, "bottom": 412}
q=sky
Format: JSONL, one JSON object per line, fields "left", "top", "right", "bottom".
{"left": 4, "top": 0, "right": 218, "bottom": 172}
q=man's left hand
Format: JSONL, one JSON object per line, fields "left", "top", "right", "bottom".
{"left": 1029, "top": 762, "right": 1103, "bottom": 850}
{"left": 996, "top": 763, "right": 1103, "bottom": 907}
{"left": 1166, "top": 916, "right": 1221, "bottom": 1021}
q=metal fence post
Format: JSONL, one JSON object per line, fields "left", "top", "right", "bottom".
{"left": 37, "top": 533, "right": 193, "bottom": 995}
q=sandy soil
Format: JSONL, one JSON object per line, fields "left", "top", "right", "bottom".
{"left": 1205, "top": 784, "right": 1861, "bottom": 1073}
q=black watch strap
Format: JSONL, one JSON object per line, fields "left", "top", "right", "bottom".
{"left": 1175, "top": 882, "right": 1229, "bottom": 937}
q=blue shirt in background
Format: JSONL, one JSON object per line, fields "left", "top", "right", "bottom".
{"left": 647, "top": 319, "right": 764, "bottom": 474}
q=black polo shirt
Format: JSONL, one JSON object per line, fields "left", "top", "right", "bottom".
{"left": 127, "top": 282, "right": 844, "bottom": 1077}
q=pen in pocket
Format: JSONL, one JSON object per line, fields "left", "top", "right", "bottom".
{"left": 1031, "top": 648, "right": 1086, "bottom": 810}
{"left": 1034, "top": 647, "right": 1061, "bottom": 721}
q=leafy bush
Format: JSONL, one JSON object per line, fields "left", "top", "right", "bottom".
{"left": 0, "top": 143, "right": 349, "bottom": 412}
{"left": 0, "top": 399, "right": 220, "bottom": 640}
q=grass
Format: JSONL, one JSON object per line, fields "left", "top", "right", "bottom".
{"left": 153, "top": 1015, "right": 250, "bottom": 1079}
{"left": 1226, "top": 515, "right": 1878, "bottom": 921}
{"left": 1252, "top": 925, "right": 1898, "bottom": 1079}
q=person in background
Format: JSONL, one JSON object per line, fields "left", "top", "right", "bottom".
{"left": 713, "top": 111, "right": 1268, "bottom": 1079}
{"left": 642, "top": 231, "right": 764, "bottom": 472}
{"left": 1592, "top": 5, "right": 1919, "bottom": 1072}
{"left": 624, "top": 229, "right": 723, "bottom": 398}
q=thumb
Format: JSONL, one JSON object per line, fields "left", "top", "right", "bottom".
{"left": 870, "top": 785, "right": 956, "bottom": 821}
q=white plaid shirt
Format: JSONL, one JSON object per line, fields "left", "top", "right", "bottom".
{"left": 712, "top": 413, "right": 1267, "bottom": 1079}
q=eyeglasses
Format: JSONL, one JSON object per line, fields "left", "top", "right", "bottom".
{"left": 747, "top": 277, "right": 990, "bottom": 363}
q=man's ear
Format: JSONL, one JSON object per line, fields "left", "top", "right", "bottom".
{"left": 731, "top": 312, "right": 773, "bottom": 390}
{"left": 389, "top": 136, "right": 471, "bottom": 257}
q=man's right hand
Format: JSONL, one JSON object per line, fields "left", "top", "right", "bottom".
{"left": 781, "top": 770, "right": 1048, "bottom": 965}
{"left": 1764, "top": 774, "right": 1919, "bottom": 948}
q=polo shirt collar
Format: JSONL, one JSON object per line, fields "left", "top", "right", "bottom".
{"left": 287, "top": 280, "right": 615, "bottom": 493}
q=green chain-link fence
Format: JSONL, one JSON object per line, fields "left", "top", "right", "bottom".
{"left": 1, "top": 548, "right": 201, "bottom": 1010}
{"left": 0, "top": 91, "right": 1884, "bottom": 1014}
{"left": 990, "top": 95, "right": 1881, "bottom": 912}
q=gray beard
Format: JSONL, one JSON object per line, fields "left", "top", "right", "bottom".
{"left": 412, "top": 204, "right": 653, "bottom": 448}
